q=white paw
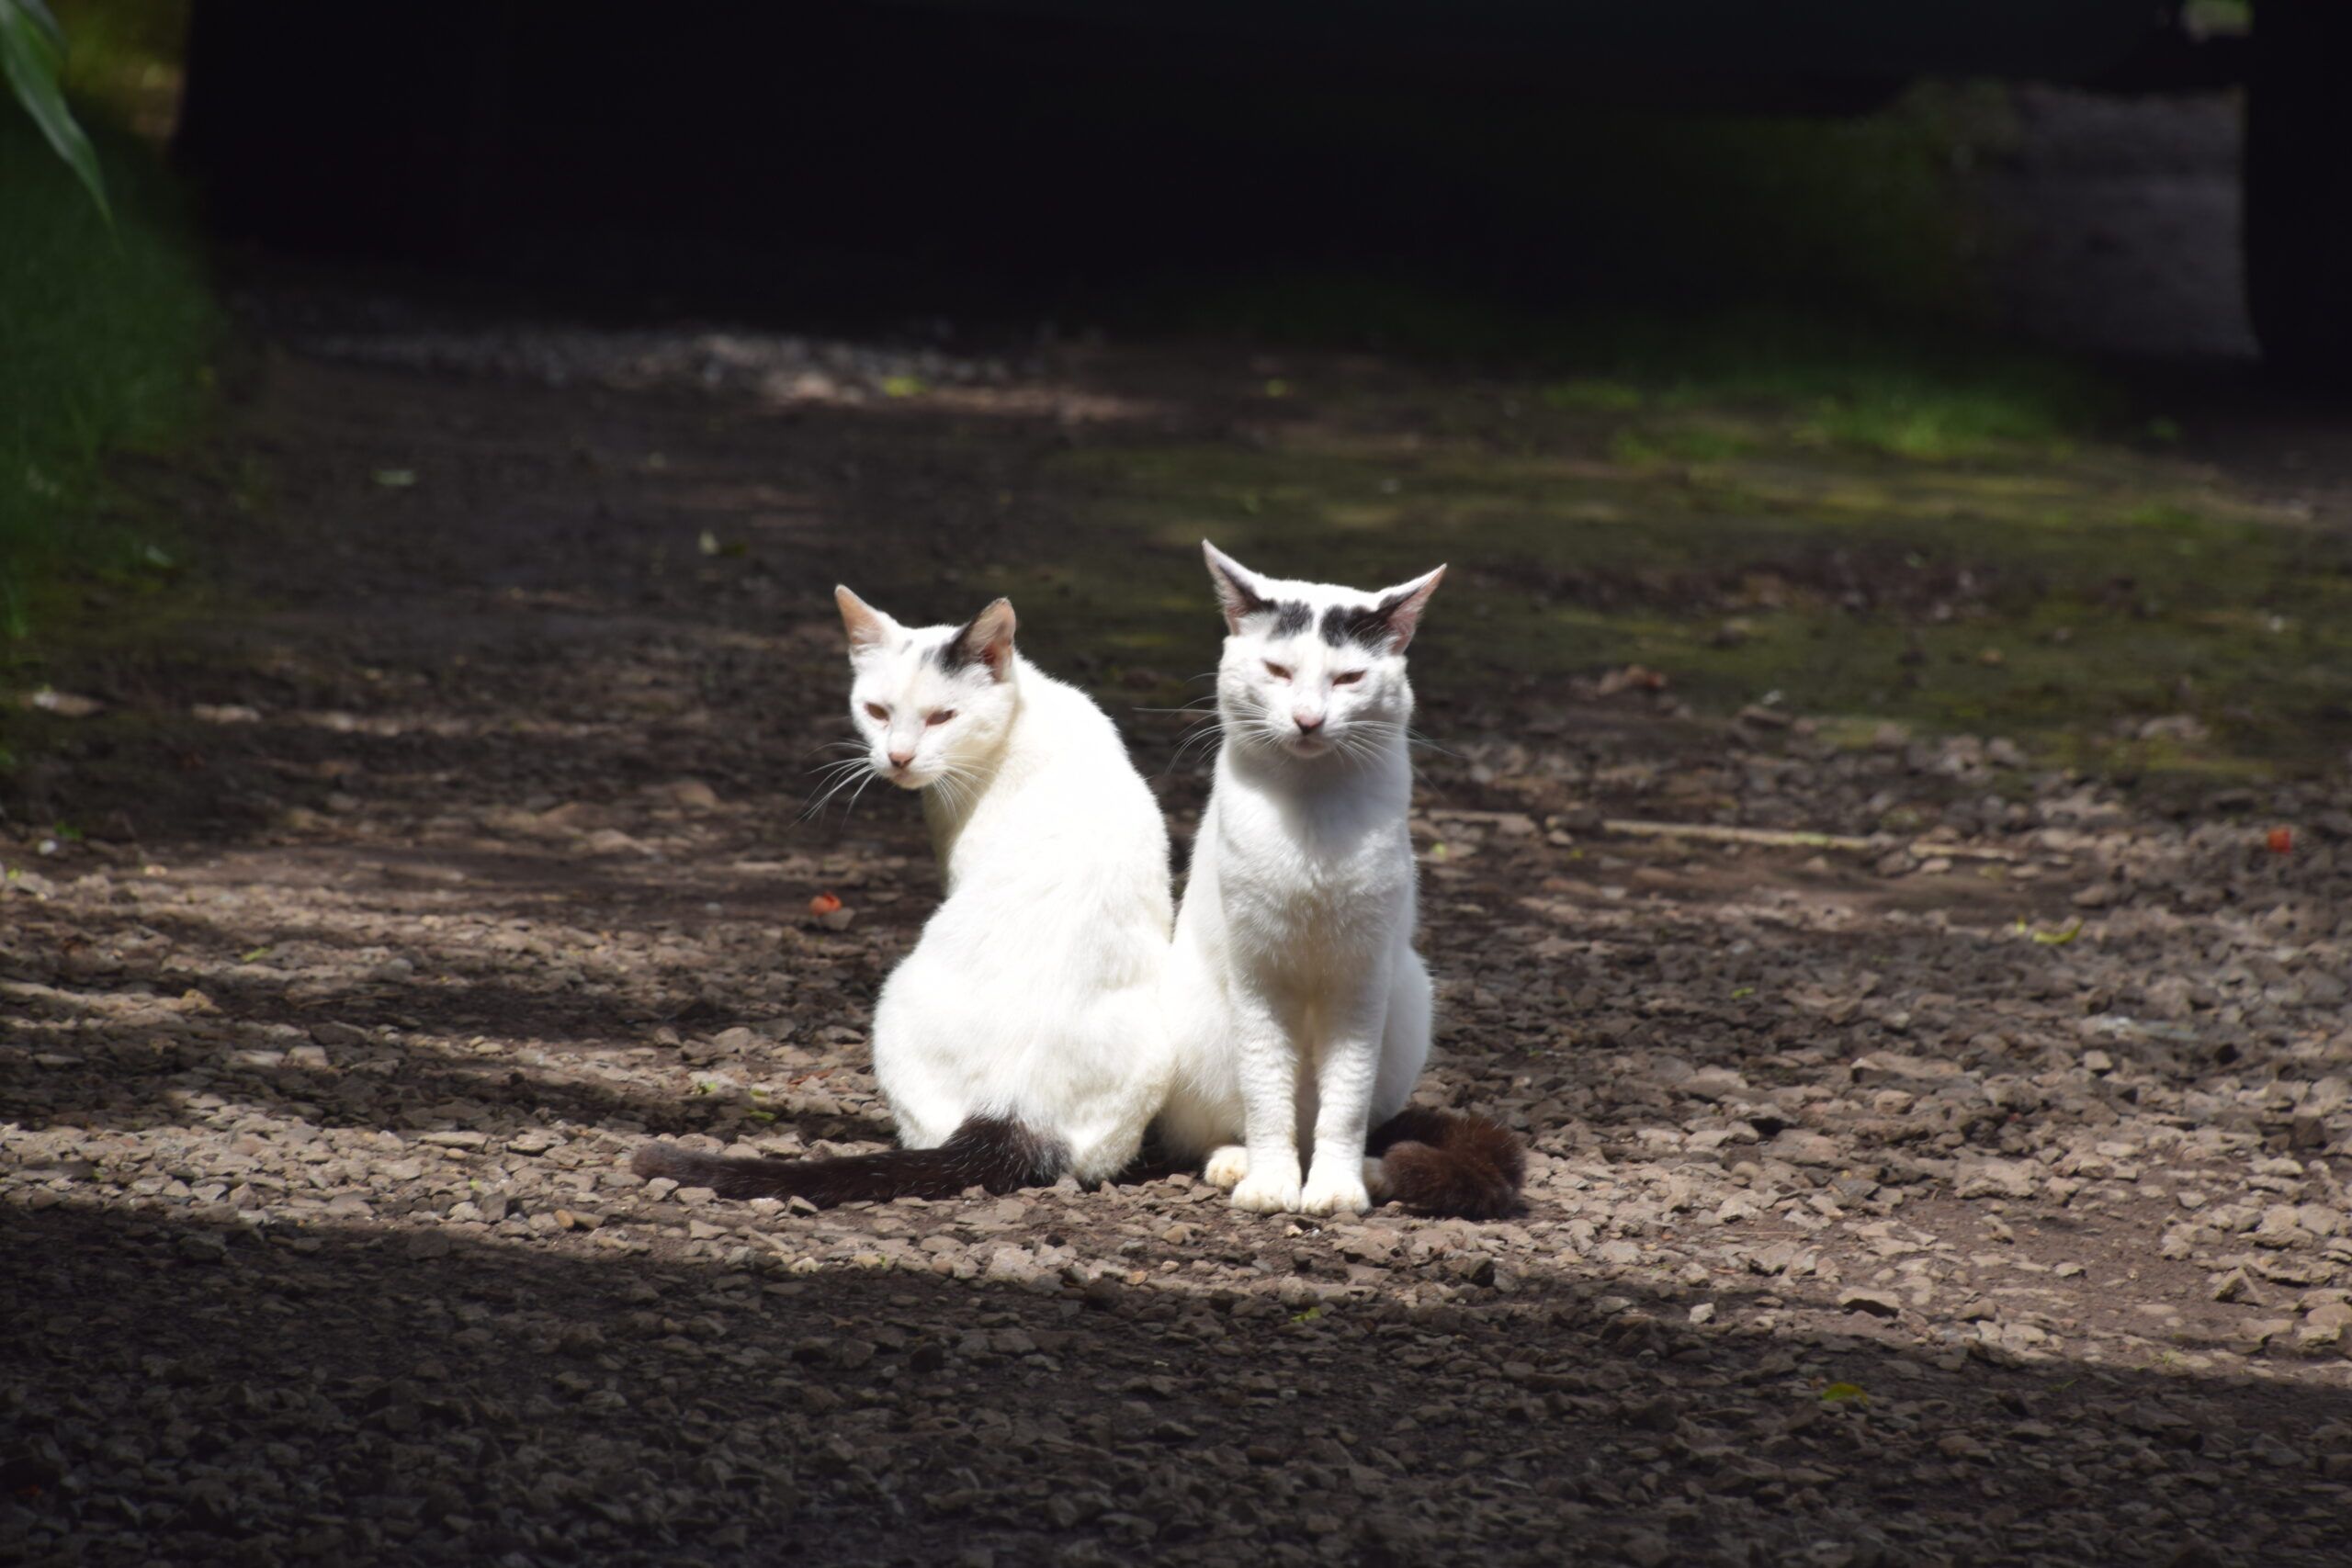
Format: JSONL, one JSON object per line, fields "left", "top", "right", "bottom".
{"left": 1231, "top": 1163, "right": 1303, "bottom": 1214}
{"left": 1203, "top": 1145, "right": 1250, "bottom": 1190}
{"left": 1299, "top": 1168, "right": 1373, "bottom": 1217}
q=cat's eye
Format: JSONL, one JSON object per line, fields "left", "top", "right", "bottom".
{"left": 1331, "top": 670, "right": 1366, "bottom": 686}
{"left": 1263, "top": 661, "right": 1292, "bottom": 681}
{"left": 926, "top": 709, "right": 956, "bottom": 727}
{"left": 865, "top": 702, "right": 889, "bottom": 720}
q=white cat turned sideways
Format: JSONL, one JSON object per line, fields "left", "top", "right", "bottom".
{"left": 631, "top": 587, "right": 1177, "bottom": 1203}
{"left": 1157, "top": 543, "right": 1523, "bottom": 1218}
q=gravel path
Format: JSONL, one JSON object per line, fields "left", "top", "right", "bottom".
{"left": 6, "top": 309, "right": 2351, "bottom": 1567}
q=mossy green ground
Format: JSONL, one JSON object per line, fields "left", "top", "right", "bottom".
{"left": 1033, "top": 358, "right": 2350, "bottom": 784}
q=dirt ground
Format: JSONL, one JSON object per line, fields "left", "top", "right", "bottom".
{"left": 2, "top": 293, "right": 2347, "bottom": 1568}
{"left": 11, "top": 74, "right": 2352, "bottom": 1558}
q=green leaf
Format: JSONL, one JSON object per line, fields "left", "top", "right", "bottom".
{"left": 1820, "top": 1381, "right": 1869, "bottom": 1404}
{"left": 0, "top": 0, "right": 111, "bottom": 225}
{"left": 2030, "top": 919, "right": 2083, "bottom": 946}
{"left": 15, "top": 0, "right": 60, "bottom": 51}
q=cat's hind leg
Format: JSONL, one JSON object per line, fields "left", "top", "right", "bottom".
{"left": 1356, "top": 952, "right": 1433, "bottom": 1207}
{"left": 1203, "top": 1145, "right": 1250, "bottom": 1188}
{"left": 1371, "top": 951, "right": 1434, "bottom": 1123}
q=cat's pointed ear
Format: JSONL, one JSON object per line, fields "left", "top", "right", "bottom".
{"left": 1370, "top": 565, "right": 1446, "bottom": 652}
{"left": 949, "top": 597, "right": 1017, "bottom": 679}
{"left": 1203, "top": 541, "right": 1272, "bottom": 633}
{"left": 835, "top": 585, "right": 899, "bottom": 653}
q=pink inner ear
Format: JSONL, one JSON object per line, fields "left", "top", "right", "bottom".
{"left": 1384, "top": 568, "right": 1445, "bottom": 650}
{"left": 968, "top": 624, "right": 1016, "bottom": 679}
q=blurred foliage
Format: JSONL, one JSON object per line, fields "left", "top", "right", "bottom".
{"left": 1, "top": 3, "right": 214, "bottom": 657}
{"left": 0, "top": 0, "right": 107, "bottom": 218}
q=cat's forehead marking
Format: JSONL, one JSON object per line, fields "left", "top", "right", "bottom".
{"left": 864, "top": 636, "right": 953, "bottom": 688}
{"left": 928, "top": 633, "right": 977, "bottom": 673}
{"left": 1320, "top": 595, "right": 1398, "bottom": 649}
{"left": 1269, "top": 602, "right": 1313, "bottom": 638}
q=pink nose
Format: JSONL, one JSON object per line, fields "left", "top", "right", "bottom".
{"left": 888, "top": 750, "right": 914, "bottom": 769}
{"left": 1294, "top": 712, "right": 1324, "bottom": 735}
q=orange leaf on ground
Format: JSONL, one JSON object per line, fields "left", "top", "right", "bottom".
{"left": 2267, "top": 828, "right": 2294, "bottom": 854}
{"left": 808, "top": 891, "right": 843, "bottom": 916}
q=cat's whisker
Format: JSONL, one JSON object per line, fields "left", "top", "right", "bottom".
{"left": 798, "top": 760, "right": 879, "bottom": 822}
{"left": 806, "top": 758, "right": 869, "bottom": 785}
{"left": 1168, "top": 719, "right": 1225, "bottom": 754}
{"left": 1158, "top": 711, "right": 1232, "bottom": 778}
{"left": 839, "top": 770, "right": 881, "bottom": 821}
{"left": 1331, "top": 717, "right": 1459, "bottom": 763}
{"left": 797, "top": 744, "right": 870, "bottom": 774}
{"left": 930, "top": 765, "right": 979, "bottom": 817}
{"left": 798, "top": 761, "right": 872, "bottom": 811}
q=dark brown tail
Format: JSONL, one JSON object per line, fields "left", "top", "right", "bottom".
{"left": 628, "top": 1116, "right": 1065, "bottom": 1208}
{"left": 1369, "top": 1107, "right": 1526, "bottom": 1220}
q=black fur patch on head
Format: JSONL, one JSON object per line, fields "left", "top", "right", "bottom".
{"left": 933, "top": 613, "right": 989, "bottom": 672}
{"left": 1270, "top": 601, "right": 1313, "bottom": 637}
{"left": 1321, "top": 592, "right": 1406, "bottom": 649}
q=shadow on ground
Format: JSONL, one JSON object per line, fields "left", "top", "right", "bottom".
{"left": 4, "top": 1195, "right": 2346, "bottom": 1567}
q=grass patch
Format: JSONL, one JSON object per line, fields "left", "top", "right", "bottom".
{"left": 1041, "top": 378, "right": 2352, "bottom": 784}
{"left": 1098, "top": 84, "right": 2110, "bottom": 464}
{"left": 1161, "top": 276, "right": 2111, "bottom": 462}
{"left": 0, "top": 86, "right": 217, "bottom": 652}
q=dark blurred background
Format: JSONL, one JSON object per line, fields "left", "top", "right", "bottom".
{"left": 153, "top": 1, "right": 2322, "bottom": 367}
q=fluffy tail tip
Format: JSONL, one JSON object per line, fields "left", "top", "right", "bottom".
{"left": 1378, "top": 1114, "right": 1525, "bottom": 1220}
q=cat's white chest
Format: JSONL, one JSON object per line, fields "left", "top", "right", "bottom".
{"left": 1214, "top": 773, "right": 1411, "bottom": 957}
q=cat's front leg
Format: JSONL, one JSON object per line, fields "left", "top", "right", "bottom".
{"left": 1299, "top": 983, "right": 1387, "bottom": 1217}
{"left": 1216, "top": 1143, "right": 1383, "bottom": 1199}
{"left": 1227, "top": 988, "right": 1304, "bottom": 1213}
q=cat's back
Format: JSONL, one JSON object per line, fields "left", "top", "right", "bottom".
{"left": 936, "top": 662, "right": 1170, "bottom": 930}
{"left": 1008, "top": 667, "right": 1164, "bottom": 829}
